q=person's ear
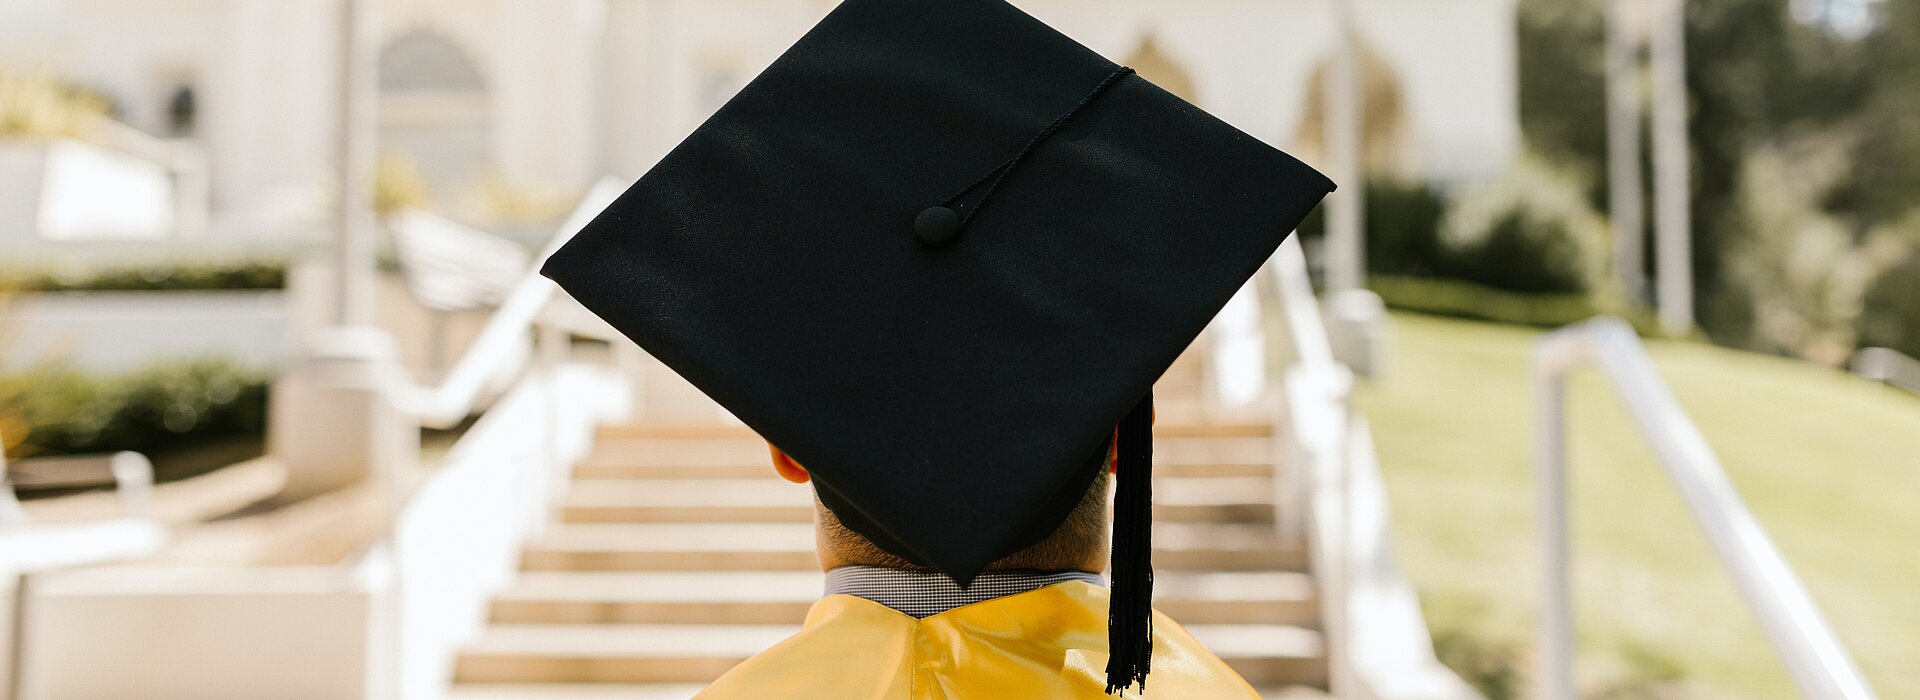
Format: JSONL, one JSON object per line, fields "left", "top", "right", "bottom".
{"left": 769, "top": 444, "right": 811, "bottom": 484}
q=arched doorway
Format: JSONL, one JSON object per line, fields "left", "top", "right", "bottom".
{"left": 1293, "top": 44, "right": 1417, "bottom": 177}
{"left": 378, "top": 30, "right": 491, "bottom": 203}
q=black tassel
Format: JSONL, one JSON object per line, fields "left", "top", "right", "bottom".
{"left": 1105, "top": 391, "right": 1154, "bottom": 696}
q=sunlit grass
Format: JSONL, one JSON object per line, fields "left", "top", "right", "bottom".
{"left": 1358, "top": 312, "right": 1920, "bottom": 698}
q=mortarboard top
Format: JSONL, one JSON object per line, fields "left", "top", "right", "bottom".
{"left": 541, "top": 0, "right": 1332, "bottom": 693}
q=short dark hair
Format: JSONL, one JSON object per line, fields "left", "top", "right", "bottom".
{"left": 816, "top": 467, "right": 1112, "bottom": 572}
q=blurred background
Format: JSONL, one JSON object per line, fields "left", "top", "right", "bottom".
{"left": 0, "top": 0, "right": 1914, "bottom": 698}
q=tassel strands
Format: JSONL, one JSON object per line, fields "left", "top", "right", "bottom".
{"left": 1105, "top": 390, "right": 1155, "bottom": 695}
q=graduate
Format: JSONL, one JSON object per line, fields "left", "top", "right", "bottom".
{"left": 541, "top": 0, "right": 1333, "bottom": 696}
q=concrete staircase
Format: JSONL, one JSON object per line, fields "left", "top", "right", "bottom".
{"left": 449, "top": 359, "right": 1327, "bottom": 698}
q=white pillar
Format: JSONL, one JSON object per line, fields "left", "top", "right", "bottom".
{"left": 1323, "top": 0, "right": 1366, "bottom": 293}
{"left": 1605, "top": 0, "right": 1646, "bottom": 305}
{"left": 270, "top": 327, "right": 419, "bottom": 501}
{"left": 335, "top": 0, "right": 377, "bottom": 326}
{"left": 272, "top": 0, "right": 413, "bottom": 502}
{"left": 1650, "top": 0, "right": 1693, "bottom": 335}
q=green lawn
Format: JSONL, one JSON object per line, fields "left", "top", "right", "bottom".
{"left": 1357, "top": 312, "right": 1920, "bottom": 699}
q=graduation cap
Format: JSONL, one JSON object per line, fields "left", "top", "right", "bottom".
{"left": 542, "top": 0, "right": 1332, "bottom": 693}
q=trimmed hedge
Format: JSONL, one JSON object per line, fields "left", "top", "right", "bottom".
{"left": 1295, "top": 178, "right": 1450, "bottom": 279}
{"left": 0, "top": 360, "right": 270, "bottom": 465}
{"left": 1370, "top": 275, "right": 1604, "bottom": 327}
{"left": 1, "top": 261, "right": 286, "bottom": 292}
{"left": 1369, "top": 275, "right": 1671, "bottom": 337}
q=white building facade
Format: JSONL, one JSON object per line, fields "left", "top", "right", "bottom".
{"left": 0, "top": 0, "right": 1520, "bottom": 238}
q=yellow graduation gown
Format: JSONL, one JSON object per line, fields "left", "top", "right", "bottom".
{"left": 695, "top": 580, "right": 1261, "bottom": 699}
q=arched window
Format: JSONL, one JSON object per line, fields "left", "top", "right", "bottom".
{"left": 378, "top": 30, "right": 491, "bottom": 202}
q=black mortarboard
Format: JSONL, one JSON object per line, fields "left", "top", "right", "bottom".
{"left": 541, "top": 0, "right": 1332, "bottom": 693}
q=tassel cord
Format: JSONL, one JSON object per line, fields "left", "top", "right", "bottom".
{"left": 940, "top": 66, "right": 1137, "bottom": 231}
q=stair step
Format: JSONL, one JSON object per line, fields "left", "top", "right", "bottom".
{"left": 454, "top": 624, "right": 795, "bottom": 683}
{"left": 558, "top": 477, "right": 1275, "bottom": 525}
{"left": 560, "top": 479, "right": 811, "bottom": 524}
{"left": 580, "top": 436, "right": 1276, "bottom": 472}
{"left": 581, "top": 439, "right": 771, "bottom": 470}
{"left": 571, "top": 463, "right": 766, "bottom": 480}
{"left": 597, "top": 425, "right": 759, "bottom": 440}
{"left": 1155, "top": 523, "right": 1310, "bottom": 571}
{"left": 455, "top": 622, "right": 1321, "bottom": 686}
{"left": 1186, "top": 624, "right": 1329, "bottom": 687}
{"left": 595, "top": 421, "right": 1273, "bottom": 440}
{"left": 449, "top": 683, "right": 710, "bottom": 700}
{"left": 1159, "top": 477, "right": 1276, "bottom": 523}
{"left": 488, "top": 571, "right": 1314, "bottom": 627}
{"left": 1259, "top": 686, "right": 1337, "bottom": 699}
{"left": 449, "top": 682, "right": 1328, "bottom": 699}
{"left": 1154, "top": 572, "right": 1319, "bottom": 626}
{"left": 491, "top": 571, "right": 820, "bottom": 624}
{"left": 574, "top": 459, "right": 1273, "bottom": 480}
{"left": 521, "top": 523, "right": 819, "bottom": 571}
{"left": 522, "top": 523, "right": 1305, "bottom": 573}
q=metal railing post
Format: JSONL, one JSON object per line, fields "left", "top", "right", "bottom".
{"left": 1533, "top": 318, "right": 1879, "bottom": 700}
{"left": 1852, "top": 347, "right": 1920, "bottom": 394}
{"left": 1534, "top": 340, "right": 1575, "bottom": 700}
{"left": 7, "top": 574, "right": 28, "bottom": 700}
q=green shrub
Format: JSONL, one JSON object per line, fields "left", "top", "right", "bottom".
{"left": 1297, "top": 178, "right": 1450, "bottom": 278}
{"left": 1439, "top": 156, "right": 1611, "bottom": 295}
{"left": 2, "top": 261, "right": 286, "bottom": 292}
{"left": 0, "top": 70, "right": 108, "bottom": 139}
{"left": 1858, "top": 247, "right": 1920, "bottom": 358}
{"left": 0, "top": 360, "right": 270, "bottom": 469}
{"left": 1297, "top": 159, "right": 1612, "bottom": 303}
{"left": 1711, "top": 148, "right": 1887, "bottom": 363}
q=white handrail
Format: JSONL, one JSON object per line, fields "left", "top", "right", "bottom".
{"left": 1270, "top": 236, "right": 1341, "bottom": 545}
{"left": 1268, "top": 237, "right": 1482, "bottom": 700}
{"left": 357, "top": 179, "right": 635, "bottom": 697}
{"left": 1272, "top": 237, "right": 1338, "bottom": 370}
{"left": 1851, "top": 347, "right": 1920, "bottom": 395}
{"left": 1533, "top": 317, "right": 1877, "bottom": 700}
{"left": 0, "top": 441, "right": 166, "bottom": 574}
{"left": 1270, "top": 237, "right": 1356, "bottom": 694}
{"left": 0, "top": 436, "right": 169, "bottom": 700}
{"left": 398, "top": 178, "right": 626, "bottom": 427}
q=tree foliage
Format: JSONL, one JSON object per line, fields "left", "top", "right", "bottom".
{"left": 1518, "top": 0, "right": 1920, "bottom": 356}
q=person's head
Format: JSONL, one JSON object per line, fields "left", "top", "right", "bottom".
{"left": 770, "top": 442, "right": 1115, "bottom": 574}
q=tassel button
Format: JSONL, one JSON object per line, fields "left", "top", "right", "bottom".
{"left": 914, "top": 206, "right": 960, "bottom": 246}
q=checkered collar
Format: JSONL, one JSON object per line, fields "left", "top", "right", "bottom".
{"left": 823, "top": 566, "right": 1107, "bottom": 619}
